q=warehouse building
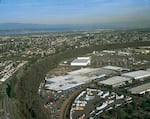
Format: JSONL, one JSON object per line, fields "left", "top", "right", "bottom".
{"left": 122, "top": 70, "right": 150, "bottom": 80}
{"left": 45, "top": 75, "right": 85, "bottom": 91}
{"left": 71, "top": 57, "right": 91, "bottom": 66}
{"left": 68, "top": 67, "right": 115, "bottom": 76}
{"left": 128, "top": 83, "right": 150, "bottom": 94}
{"left": 103, "top": 66, "right": 130, "bottom": 72}
{"left": 45, "top": 68, "right": 111, "bottom": 92}
{"left": 147, "top": 68, "right": 150, "bottom": 72}
{"left": 99, "top": 76, "right": 132, "bottom": 88}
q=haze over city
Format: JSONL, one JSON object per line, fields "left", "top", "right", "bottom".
{"left": 0, "top": 0, "right": 150, "bottom": 28}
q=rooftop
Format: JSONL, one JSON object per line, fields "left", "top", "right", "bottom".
{"left": 128, "top": 83, "right": 150, "bottom": 94}
{"left": 147, "top": 68, "right": 150, "bottom": 72}
{"left": 103, "top": 66, "right": 129, "bottom": 72}
{"left": 68, "top": 68, "right": 99, "bottom": 75}
{"left": 45, "top": 68, "right": 109, "bottom": 91}
{"left": 71, "top": 57, "right": 91, "bottom": 66}
{"left": 122, "top": 70, "right": 150, "bottom": 79}
{"left": 71, "top": 59, "right": 89, "bottom": 64}
{"left": 45, "top": 75, "right": 91, "bottom": 91}
{"left": 99, "top": 76, "right": 131, "bottom": 85}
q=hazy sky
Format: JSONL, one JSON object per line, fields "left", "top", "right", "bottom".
{"left": 0, "top": 0, "right": 150, "bottom": 26}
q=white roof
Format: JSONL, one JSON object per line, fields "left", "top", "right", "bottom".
{"left": 0, "top": 77, "right": 7, "bottom": 82}
{"left": 122, "top": 70, "right": 150, "bottom": 79}
{"left": 147, "top": 68, "right": 150, "bottom": 72}
{"left": 71, "top": 58, "right": 90, "bottom": 66}
{"left": 77, "top": 57, "right": 90, "bottom": 59}
{"left": 71, "top": 57, "right": 91, "bottom": 66}
{"left": 99, "top": 76, "right": 131, "bottom": 85}
{"left": 45, "top": 75, "right": 91, "bottom": 91}
{"left": 45, "top": 68, "right": 108, "bottom": 91}
{"left": 71, "top": 59, "right": 89, "bottom": 63}
{"left": 103, "top": 66, "right": 129, "bottom": 71}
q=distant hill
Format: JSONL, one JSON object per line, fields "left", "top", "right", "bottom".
{"left": 0, "top": 23, "right": 115, "bottom": 35}
{"left": 0, "top": 23, "right": 150, "bottom": 35}
{"left": 0, "top": 23, "right": 144, "bottom": 30}
{"left": 0, "top": 23, "right": 74, "bottom": 30}
{"left": 0, "top": 23, "right": 110, "bottom": 30}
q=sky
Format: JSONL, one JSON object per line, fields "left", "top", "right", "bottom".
{"left": 0, "top": 0, "right": 150, "bottom": 27}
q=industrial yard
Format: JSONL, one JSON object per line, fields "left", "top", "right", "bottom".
{"left": 40, "top": 54, "right": 150, "bottom": 119}
{"left": 70, "top": 88, "right": 133, "bottom": 119}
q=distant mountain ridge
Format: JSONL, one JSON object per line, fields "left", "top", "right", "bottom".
{"left": 0, "top": 23, "right": 113, "bottom": 35}
{"left": 0, "top": 23, "right": 107, "bottom": 30}
{"left": 0, "top": 23, "right": 150, "bottom": 33}
{"left": 0, "top": 23, "right": 149, "bottom": 29}
{"left": 0, "top": 23, "right": 73, "bottom": 30}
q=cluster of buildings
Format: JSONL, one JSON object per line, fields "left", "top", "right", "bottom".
{"left": 99, "top": 69, "right": 150, "bottom": 95}
{"left": 99, "top": 70, "right": 150, "bottom": 88}
{"left": 70, "top": 88, "right": 133, "bottom": 119}
{"left": 67, "top": 66, "right": 150, "bottom": 118}
{"left": 1, "top": 31, "right": 150, "bottom": 59}
{"left": 45, "top": 64, "right": 150, "bottom": 95}
{"left": 0, "top": 61, "right": 27, "bottom": 83}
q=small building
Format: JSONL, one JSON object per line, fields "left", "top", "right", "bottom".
{"left": 71, "top": 57, "right": 91, "bottom": 66}
{"left": 99, "top": 76, "right": 132, "bottom": 88}
{"left": 122, "top": 70, "right": 150, "bottom": 80}
{"left": 128, "top": 83, "right": 150, "bottom": 94}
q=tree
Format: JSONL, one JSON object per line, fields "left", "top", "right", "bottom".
{"left": 6, "top": 83, "right": 11, "bottom": 97}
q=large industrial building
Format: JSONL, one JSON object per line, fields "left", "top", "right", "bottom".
{"left": 45, "top": 68, "right": 114, "bottom": 92}
{"left": 128, "top": 83, "right": 150, "bottom": 94}
{"left": 122, "top": 70, "right": 150, "bottom": 80}
{"left": 147, "top": 68, "right": 150, "bottom": 72}
{"left": 103, "top": 66, "right": 130, "bottom": 72}
{"left": 71, "top": 57, "right": 91, "bottom": 66}
{"left": 45, "top": 75, "right": 86, "bottom": 91}
{"left": 99, "top": 76, "right": 132, "bottom": 88}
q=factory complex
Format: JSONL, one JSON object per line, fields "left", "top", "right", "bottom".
{"left": 45, "top": 65, "right": 150, "bottom": 93}
{"left": 99, "top": 70, "right": 150, "bottom": 88}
